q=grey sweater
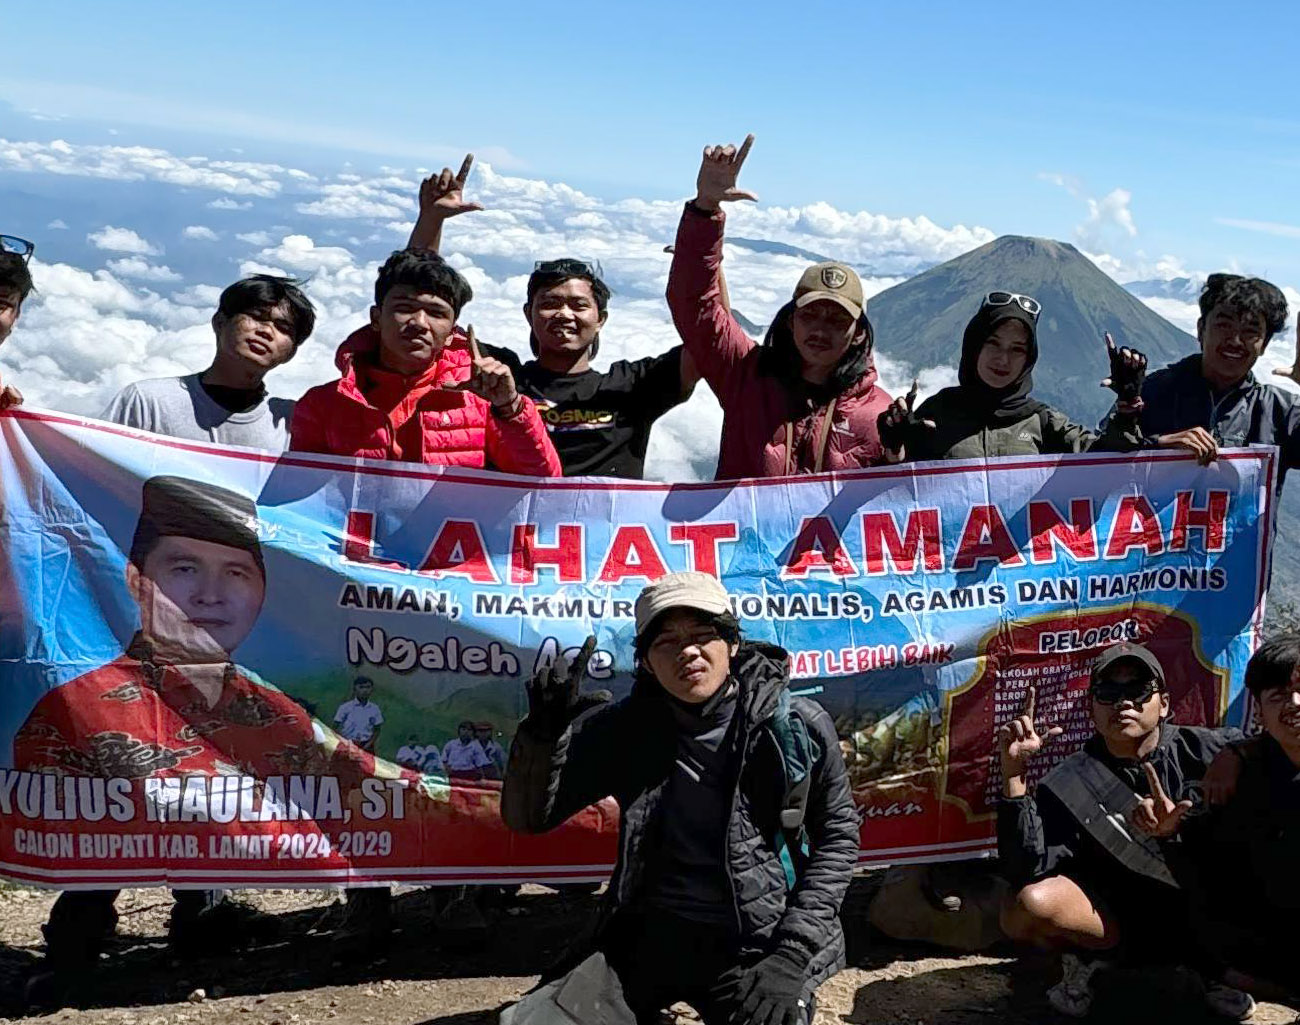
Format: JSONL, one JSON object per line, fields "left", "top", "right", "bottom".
{"left": 100, "top": 374, "right": 294, "bottom": 451}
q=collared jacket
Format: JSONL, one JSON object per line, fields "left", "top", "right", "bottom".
{"left": 501, "top": 642, "right": 860, "bottom": 989}
{"left": 290, "top": 325, "right": 562, "bottom": 476}
{"left": 667, "top": 205, "right": 892, "bottom": 480}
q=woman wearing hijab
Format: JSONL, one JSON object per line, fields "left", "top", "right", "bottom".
{"left": 878, "top": 292, "right": 1147, "bottom": 462}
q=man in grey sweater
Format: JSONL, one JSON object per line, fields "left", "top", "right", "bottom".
{"left": 100, "top": 274, "right": 315, "bottom": 449}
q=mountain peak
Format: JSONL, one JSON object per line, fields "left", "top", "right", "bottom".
{"left": 980, "top": 235, "right": 1083, "bottom": 262}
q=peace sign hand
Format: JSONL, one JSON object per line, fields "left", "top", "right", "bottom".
{"left": 418, "top": 154, "right": 484, "bottom": 220}
{"left": 1131, "top": 761, "right": 1193, "bottom": 837}
{"left": 693, "top": 134, "right": 758, "bottom": 212}
{"left": 998, "top": 685, "right": 1064, "bottom": 796}
{"left": 442, "top": 326, "right": 521, "bottom": 415}
{"left": 1271, "top": 313, "right": 1300, "bottom": 387}
{"left": 1101, "top": 332, "right": 1148, "bottom": 407}
{"left": 877, "top": 378, "right": 937, "bottom": 463}
{"left": 525, "top": 636, "right": 612, "bottom": 740}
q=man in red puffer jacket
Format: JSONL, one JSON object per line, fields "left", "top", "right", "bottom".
{"left": 292, "top": 248, "right": 561, "bottom": 476}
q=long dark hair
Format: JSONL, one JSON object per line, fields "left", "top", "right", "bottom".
{"left": 756, "top": 300, "right": 875, "bottom": 398}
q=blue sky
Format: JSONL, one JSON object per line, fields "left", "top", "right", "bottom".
{"left": 4, "top": 0, "right": 1299, "bottom": 281}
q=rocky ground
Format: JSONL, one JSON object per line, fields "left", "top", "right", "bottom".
{"left": 0, "top": 881, "right": 1293, "bottom": 1024}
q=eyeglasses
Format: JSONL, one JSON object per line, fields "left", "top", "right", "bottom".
{"left": 1090, "top": 676, "right": 1160, "bottom": 706}
{"left": 0, "top": 235, "right": 34, "bottom": 263}
{"left": 982, "top": 291, "right": 1041, "bottom": 319}
{"left": 533, "top": 258, "right": 605, "bottom": 281}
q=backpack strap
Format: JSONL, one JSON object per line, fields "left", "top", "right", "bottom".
{"left": 769, "top": 691, "right": 821, "bottom": 890}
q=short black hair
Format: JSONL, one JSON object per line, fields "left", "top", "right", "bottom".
{"left": 376, "top": 248, "right": 472, "bottom": 315}
{"left": 526, "top": 259, "right": 611, "bottom": 357}
{"left": 1198, "top": 273, "right": 1289, "bottom": 343}
{"left": 217, "top": 274, "right": 316, "bottom": 345}
{"left": 1245, "top": 632, "right": 1300, "bottom": 699}
{"left": 458, "top": 719, "right": 475, "bottom": 730}
{"left": 0, "top": 252, "right": 34, "bottom": 302}
{"left": 354, "top": 676, "right": 374, "bottom": 688}
{"left": 634, "top": 607, "right": 742, "bottom": 664}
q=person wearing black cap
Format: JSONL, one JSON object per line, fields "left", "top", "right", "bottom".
{"left": 13, "top": 476, "right": 335, "bottom": 1003}
{"left": 500, "top": 572, "right": 858, "bottom": 1025}
{"left": 878, "top": 293, "right": 1150, "bottom": 463}
{"left": 996, "top": 642, "right": 1250, "bottom": 1019}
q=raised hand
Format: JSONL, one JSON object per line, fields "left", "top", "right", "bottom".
{"left": 1156, "top": 426, "right": 1218, "bottom": 466}
{"left": 1101, "top": 332, "right": 1147, "bottom": 406}
{"left": 876, "top": 378, "right": 936, "bottom": 463}
{"left": 443, "top": 326, "right": 521, "bottom": 415}
{"left": 1131, "top": 761, "right": 1193, "bottom": 837}
{"left": 1272, "top": 313, "right": 1300, "bottom": 386}
{"left": 524, "top": 635, "right": 611, "bottom": 740}
{"left": 0, "top": 375, "right": 22, "bottom": 411}
{"left": 693, "top": 134, "right": 758, "bottom": 212}
{"left": 418, "top": 154, "right": 483, "bottom": 220}
{"left": 998, "top": 685, "right": 1063, "bottom": 797}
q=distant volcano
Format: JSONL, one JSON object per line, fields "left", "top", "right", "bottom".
{"left": 865, "top": 235, "right": 1199, "bottom": 422}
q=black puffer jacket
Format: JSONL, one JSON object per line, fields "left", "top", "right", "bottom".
{"left": 501, "top": 641, "right": 859, "bottom": 988}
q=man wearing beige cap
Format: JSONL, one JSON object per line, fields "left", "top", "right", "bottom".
{"left": 501, "top": 571, "right": 858, "bottom": 1024}
{"left": 666, "top": 134, "right": 893, "bottom": 479}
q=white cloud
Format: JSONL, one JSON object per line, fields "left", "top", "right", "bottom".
{"left": 1042, "top": 173, "right": 1139, "bottom": 252}
{"left": 208, "top": 197, "right": 252, "bottom": 211}
{"left": 105, "top": 257, "right": 183, "bottom": 282}
{"left": 87, "top": 225, "right": 160, "bottom": 255}
{"left": 295, "top": 182, "right": 414, "bottom": 219}
{"left": 46, "top": 219, "right": 68, "bottom": 230}
{"left": 1215, "top": 217, "right": 1300, "bottom": 241}
{"left": 236, "top": 230, "right": 273, "bottom": 246}
{"left": 182, "top": 225, "right": 220, "bottom": 242}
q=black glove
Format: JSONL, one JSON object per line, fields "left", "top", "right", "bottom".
{"left": 524, "top": 635, "right": 610, "bottom": 740}
{"left": 1102, "top": 332, "right": 1147, "bottom": 404}
{"left": 876, "top": 379, "right": 935, "bottom": 459}
{"left": 732, "top": 949, "right": 809, "bottom": 1025}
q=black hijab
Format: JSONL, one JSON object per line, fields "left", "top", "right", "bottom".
{"left": 956, "top": 301, "right": 1046, "bottom": 424}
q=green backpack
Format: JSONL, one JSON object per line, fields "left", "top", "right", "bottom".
{"left": 768, "top": 689, "right": 821, "bottom": 890}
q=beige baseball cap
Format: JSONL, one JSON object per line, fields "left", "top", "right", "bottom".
{"left": 793, "top": 262, "right": 865, "bottom": 320}
{"left": 634, "top": 571, "right": 732, "bottom": 637}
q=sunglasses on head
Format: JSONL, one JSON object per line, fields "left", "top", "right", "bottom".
{"left": 982, "top": 291, "right": 1041, "bottom": 320}
{"left": 533, "top": 258, "right": 605, "bottom": 281}
{"left": 1090, "top": 675, "right": 1161, "bottom": 706}
{"left": 1, "top": 235, "right": 35, "bottom": 263}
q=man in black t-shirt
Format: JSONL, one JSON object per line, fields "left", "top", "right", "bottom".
{"left": 406, "top": 157, "right": 698, "bottom": 479}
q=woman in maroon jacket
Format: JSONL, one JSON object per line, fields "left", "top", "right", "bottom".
{"left": 667, "top": 135, "right": 892, "bottom": 480}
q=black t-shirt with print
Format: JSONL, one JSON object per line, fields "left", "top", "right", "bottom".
{"left": 481, "top": 343, "right": 687, "bottom": 479}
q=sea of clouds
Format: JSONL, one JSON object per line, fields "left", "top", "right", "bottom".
{"left": 2, "top": 135, "right": 1297, "bottom": 482}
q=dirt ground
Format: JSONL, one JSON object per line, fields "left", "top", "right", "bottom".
{"left": 0, "top": 880, "right": 1293, "bottom": 1025}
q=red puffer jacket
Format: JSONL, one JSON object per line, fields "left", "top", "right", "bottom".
{"left": 290, "top": 326, "right": 562, "bottom": 476}
{"left": 667, "top": 204, "right": 892, "bottom": 480}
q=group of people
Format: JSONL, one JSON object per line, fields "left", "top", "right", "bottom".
{"left": 1, "top": 129, "right": 1298, "bottom": 1023}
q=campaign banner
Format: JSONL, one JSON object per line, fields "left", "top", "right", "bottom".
{"left": 0, "top": 409, "right": 1275, "bottom": 888}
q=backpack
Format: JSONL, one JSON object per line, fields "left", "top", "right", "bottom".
{"left": 768, "top": 689, "right": 821, "bottom": 890}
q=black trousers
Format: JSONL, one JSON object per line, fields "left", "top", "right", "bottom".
{"left": 602, "top": 909, "right": 813, "bottom": 1025}
{"left": 44, "top": 889, "right": 224, "bottom": 952}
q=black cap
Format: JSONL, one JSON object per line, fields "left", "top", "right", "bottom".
{"left": 129, "top": 475, "right": 264, "bottom": 578}
{"left": 1090, "top": 642, "right": 1165, "bottom": 688}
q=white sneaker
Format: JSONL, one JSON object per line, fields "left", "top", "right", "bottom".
{"left": 1204, "top": 982, "right": 1256, "bottom": 1021}
{"left": 1046, "top": 954, "right": 1109, "bottom": 1018}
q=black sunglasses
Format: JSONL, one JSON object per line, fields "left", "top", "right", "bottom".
{"left": 0, "top": 235, "right": 34, "bottom": 263}
{"left": 1090, "top": 676, "right": 1161, "bottom": 706}
{"left": 533, "top": 258, "right": 605, "bottom": 281}
{"left": 982, "top": 291, "right": 1041, "bottom": 320}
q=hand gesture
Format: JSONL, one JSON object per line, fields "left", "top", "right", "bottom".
{"left": 418, "top": 154, "right": 483, "bottom": 220}
{"left": 1155, "top": 426, "right": 1218, "bottom": 466}
{"left": 525, "top": 636, "right": 611, "bottom": 740}
{"left": 0, "top": 375, "right": 22, "bottom": 411}
{"left": 1101, "top": 332, "right": 1147, "bottom": 406}
{"left": 998, "top": 686, "right": 1063, "bottom": 792}
{"left": 1131, "top": 761, "right": 1192, "bottom": 837}
{"left": 444, "top": 326, "right": 521, "bottom": 415}
{"left": 1271, "top": 312, "right": 1300, "bottom": 386}
{"left": 1201, "top": 746, "right": 1243, "bottom": 806}
{"left": 876, "top": 378, "right": 936, "bottom": 463}
{"left": 694, "top": 134, "right": 758, "bottom": 212}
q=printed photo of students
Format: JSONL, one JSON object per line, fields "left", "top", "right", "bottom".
{"left": 474, "top": 721, "right": 507, "bottom": 776}
{"left": 1135, "top": 633, "right": 1300, "bottom": 1011}
{"left": 290, "top": 247, "right": 561, "bottom": 476}
{"left": 407, "top": 156, "right": 700, "bottom": 479}
{"left": 101, "top": 274, "right": 316, "bottom": 449}
{"left": 667, "top": 135, "right": 893, "bottom": 479}
{"left": 443, "top": 720, "right": 498, "bottom": 780}
{"left": 996, "top": 643, "right": 1251, "bottom": 1019}
{"left": 395, "top": 733, "right": 424, "bottom": 770}
{"left": 877, "top": 295, "right": 1148, "bottom": 461}
{"left": 333, "top": 676, "right": 383, "bottom": 753}
{"left": 0, "top": 233, "right": 34, "bottom": 409}
{"left": 1102, "top": 273, "right": 1295, "bottom": 479}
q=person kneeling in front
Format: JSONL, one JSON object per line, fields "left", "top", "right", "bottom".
{"left": 500, "top": 572, "right": 858, "bottom": 1024}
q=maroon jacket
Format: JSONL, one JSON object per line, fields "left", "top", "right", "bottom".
{"left": 667, "top": 205, "right": 892, "bottom": 480}
{"left": 291, "top": 326, "right": 562, "bottom": 477}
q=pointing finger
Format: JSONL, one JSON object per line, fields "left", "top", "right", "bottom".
{"left": 735, "top": 133, "right": 755, "bottom": 167}
{"left": 1045, "top": 725, "right": 1065, "bottom": 740}
{"left": 466, "top": 324, "right": 482, "bottom": 362}
{"left": 456, "top": 153, "right": 474, "bottom": 184}
{"left": 571, "top": 634, "right": 597, "bottom": 684}
{"left": 1105, "top": 331, "right": 1116, "bottom": 354}
{"left": 727, "top": 189, "right": 760, "bottom": 203}
{"left": 906, "top": 377, "right": 919, "bottom": 409}
{"left": 1022, "top": 685, "right": 1036, "bottom": 722}
{"left": 1141, "top": 761, "right": 1170, "bottom": 804}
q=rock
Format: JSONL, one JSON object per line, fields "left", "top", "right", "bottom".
{"left": 867, "top": 863, "right": 1008, "bottom": 952}
{"left": 187, "top": 989, "right": 207, "bottom": 1004}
